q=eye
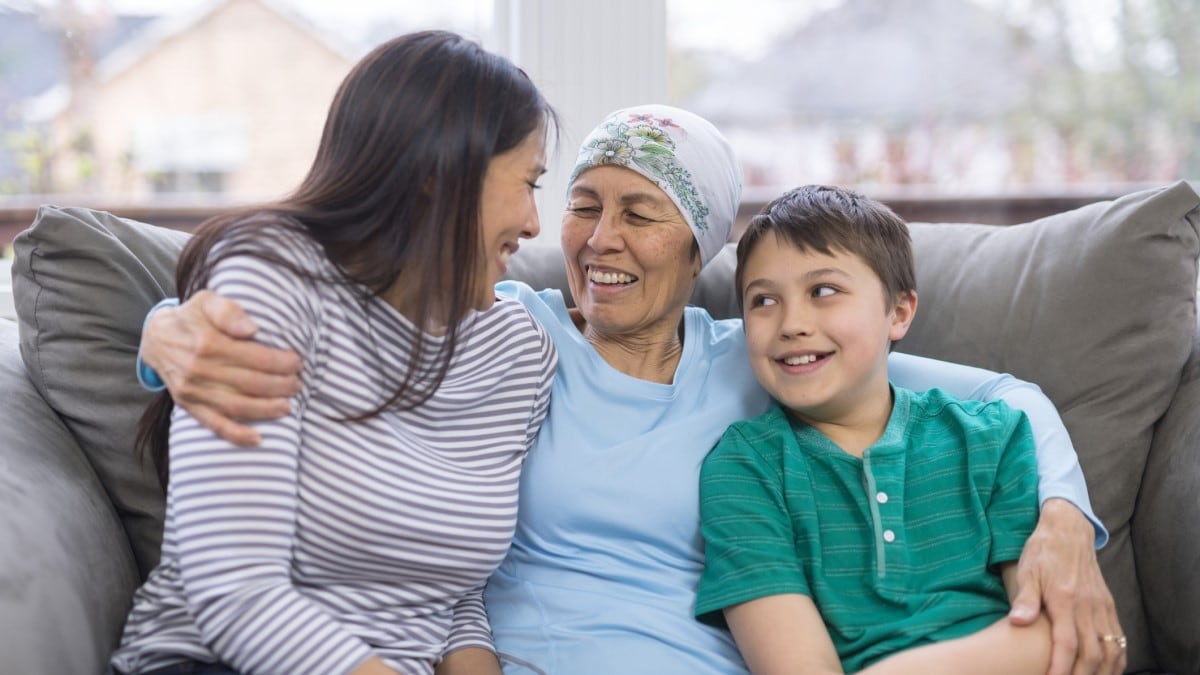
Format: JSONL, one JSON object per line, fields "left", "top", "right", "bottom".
{"left": 748, "top": 294, "right": 778, "bottom": 308}
{"left": 568, "top": 204, "right": 601, "bottom": 217}
{"left": 625, "top": 210, "right": 652, "bottom": 224}
{"left": 812, "top": 284, "right": 838, "bottom": 298}
{"left": 526, "top": 181, "right": 543, "bottom": 190}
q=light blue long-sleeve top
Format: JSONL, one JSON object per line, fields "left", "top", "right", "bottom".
{"left": 485, "top": 282, "right": 1103, "bottom": 675}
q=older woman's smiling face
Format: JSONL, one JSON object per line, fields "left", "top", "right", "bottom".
{"left": 562, "top": 165, "right": 701, "bottom": 341}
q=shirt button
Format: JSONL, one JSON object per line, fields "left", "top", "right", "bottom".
{"left": 876, "top": 492, "right": 888, "bottom": 504}
{"left": 883, "top": 529, "right": 896, "bottom": 543}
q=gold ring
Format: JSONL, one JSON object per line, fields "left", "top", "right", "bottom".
{"left": 1100, "top": 634, "right": 1127, "bottom": 649}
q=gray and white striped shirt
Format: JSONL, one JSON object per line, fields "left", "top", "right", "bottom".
{"left": 112, "top": 229, "right": 556, "bottom": 675}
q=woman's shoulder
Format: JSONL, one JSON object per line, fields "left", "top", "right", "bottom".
{"left": 479, "top": 294, "right": 549, "bottom": 336}
{"left": 684, "top": 305, "right": 746, "bottom": 351}
{"left": 495, "top": 281, "right": 572, "bottom": 330}
{"left": 206, "top": 212, "right": 330, "bottom": 276}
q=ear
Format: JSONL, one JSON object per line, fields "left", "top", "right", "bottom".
{"left": 888, "top": 290, "right": 918, "bottom": 341}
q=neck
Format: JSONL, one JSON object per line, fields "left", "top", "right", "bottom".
{"left": 796, "top": 382, "right": 894, "bottom": 458}
{"left": 382, "top": 274, "right": 452, "bottom": 335}
{"left": 576, "top": 311, "right": 687, "bottom": 385}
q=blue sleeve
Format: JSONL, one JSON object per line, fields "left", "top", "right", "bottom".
{"left": 888, "top": 351, "right": 1108, "bottom": 548}
{"left": 135, "top": 297, "right": 181, "bottom": 391}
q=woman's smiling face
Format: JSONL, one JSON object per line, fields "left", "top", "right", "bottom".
{"left": 560, "top": 165, "right": 701, "bottom": 341}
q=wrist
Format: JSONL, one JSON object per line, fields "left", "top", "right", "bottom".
{"left": 136, "top": 298, "right": 180, "bottom": 391}
{"left": 1040, "top": 498, "right": 1094, "bottom": 540}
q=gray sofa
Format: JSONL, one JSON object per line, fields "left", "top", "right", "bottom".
{"left": 2, "top": 182, "right": 1199, "bottom": 674}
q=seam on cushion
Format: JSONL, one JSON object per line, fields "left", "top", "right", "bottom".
{"left": 24, "top": 239, "right": 49, "bottom": 399}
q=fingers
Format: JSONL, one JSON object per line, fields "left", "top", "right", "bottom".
{"left": 1065, "top": 592, "right": 1102, "bottom": 675}
{"left": 197, "top": 289, "right": 259, "bottom": 338}
{"left": 1044, "top": 586, "right": 1079, "bottom": 675}
{"left": 1008, "top": 580, "right": 1042, "bottom": 625}
{"left": 174, "top": 377, "right": 292, "bottom": 421}
{"left": 231, "top": 342, "right": 303, "bottom": 379}
{"left": 187, "top": 404, "right": 262, "bottom": 447}
{"left": 1096, "top": 632, "right": 1127, "bottom": 675}
{"left": 194, "top": 335, "right": 303, "bottom": 380}
{"left": 1095, "top": 589, "right": 1125, "bottom": 675}
{"left": 147, "top": 290, "right": 302, "bottom": 440}
{"left": 1106, "top": 635, "right": 1127, "bottom": 675}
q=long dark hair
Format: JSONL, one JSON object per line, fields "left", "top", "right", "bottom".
{"left": 137, "top": 31, "right": 556, "bottom": 490}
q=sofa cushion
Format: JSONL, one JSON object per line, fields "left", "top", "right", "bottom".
{"left": 12, "top": 205, "right": 190, "bottom": 579}
{"left": 1136, "top": 308, "right": 1200, "bottom": 675}
{"left": 0, "top": 319, "right": 141, "bottom": 675}
{"left": 899, "top": 181, "right": 1200, "bottom": 671}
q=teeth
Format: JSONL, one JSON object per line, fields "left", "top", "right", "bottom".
{"left": 783, "top": 354, "right": 818, "bottom": 366}
{"left": 499, "top": 249, "right": 511, "bottom": 264}
{"left": 588, "top": 269, "right": 636, "bottom": 284}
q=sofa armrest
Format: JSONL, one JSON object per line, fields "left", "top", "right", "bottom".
{"left": 0, "top": 321, "right": 141, "bottom": 675}
{"left": 1134, "top": 306, "right": 1200, "bottom": 675}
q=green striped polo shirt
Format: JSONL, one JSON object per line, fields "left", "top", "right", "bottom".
{"left": 695, "top": 386, "right": 1038, "bottom": 672}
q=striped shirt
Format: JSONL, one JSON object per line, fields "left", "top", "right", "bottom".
{"left": 695, "top": 386, "right": 1038, "bottom": 672}
{"left": 112, "top": 225, "right": 557, "bottom": 675}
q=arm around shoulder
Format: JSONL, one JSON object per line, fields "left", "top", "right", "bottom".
{"left": 138, "top": 288, "right": 304, "bottom": 445}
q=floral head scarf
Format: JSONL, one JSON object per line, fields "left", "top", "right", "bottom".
{"left": 568, "top": 104, "right": 743, "bottom": 267}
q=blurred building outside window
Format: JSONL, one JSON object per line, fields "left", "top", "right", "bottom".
{"left": 0, "top": 0, "right": 1196, "bottom": 247}
{"left": 670, "top": 0, "right": 1198, "bottom": 217}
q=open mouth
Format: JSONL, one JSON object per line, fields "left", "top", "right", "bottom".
{"left": 496, "top": 244, "right": 519, "bottom": 273}
{"left": 777, "top": 352, "right": 832, "bottom": 367}
{"left": 587, "top": 266, "right": 638, "bottom": 285}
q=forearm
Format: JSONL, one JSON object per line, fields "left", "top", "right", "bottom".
{"left": 981, "top": 377, "right": 1098, "bottom": 524}
{"left": 443, "top": 584, "right": 495, "bottom": 655}
{"left": 436, "top": 647, "right": 501, "bottom": 675}
{"left": 857, "top": 616, "right": 1051, "bottom": 675}
{"left": 888, "top": 353, "right": 1106, "bottom": 546}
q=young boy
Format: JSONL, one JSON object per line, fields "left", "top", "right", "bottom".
{"left": 694, "top": 185, "right": 1052, "bottom": 674}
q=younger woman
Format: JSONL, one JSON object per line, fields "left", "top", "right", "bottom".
{"left": 110, "top": 31, "right": 557, "bottom": 675}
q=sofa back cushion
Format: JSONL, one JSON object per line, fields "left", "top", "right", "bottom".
{"left": 901, "top": 181, "right": 1200, "bottom": 671}
{"left": 11, "top": 183, "right": 1200, "bottom": 671}
{"left": 12, "top": 205, "right": 189, "bottom": 578}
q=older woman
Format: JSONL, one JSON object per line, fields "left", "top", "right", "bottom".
{"left": 138, "top": 105, "right": 1121, "bottom": 675}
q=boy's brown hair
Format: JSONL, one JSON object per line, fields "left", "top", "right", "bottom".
{"left": 735, "top": 184, "right": 916, "bottom": 311}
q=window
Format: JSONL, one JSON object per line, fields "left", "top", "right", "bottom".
{"left": 666, "top": 0, "right": 1199, "bottom": 202}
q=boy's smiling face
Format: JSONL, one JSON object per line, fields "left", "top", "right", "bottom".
{"left": 740, "top": 233, "right": 917, "bottom": 433}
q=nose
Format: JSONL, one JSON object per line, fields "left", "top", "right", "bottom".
{"left": 586, "top": 208, "right": 624, "bottom": 252}
{"left": 520, "top": 201, "right": 541, "bottom": 240}
{"left": 780, "top": 301, "right": 815, "bottom": 339}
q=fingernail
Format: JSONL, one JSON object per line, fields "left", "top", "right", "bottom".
{"left": 1010, "top": 606, "right": 1035, "bottom": 619}
{"left": 234, "top": 318, "right": 256, "bottom": 334}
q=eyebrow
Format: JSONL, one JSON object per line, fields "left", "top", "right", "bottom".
{"left": 567, "top": 184, "right": 668, "bottom": 208}
{"left": 742, "top": 267, "right": 852, "bottom": 294}
{"left": 619, "top": 192, "right": 669, "bottom": 208}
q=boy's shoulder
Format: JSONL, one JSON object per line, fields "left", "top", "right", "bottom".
{"left": 906, "top": 385, "right": 1018, "bottom": 417}
{"left": 901, "top": 386, "right": 1027, "bottom": 438}
{"left": 706, "top": 404, "right": 795, "bottom": 465}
